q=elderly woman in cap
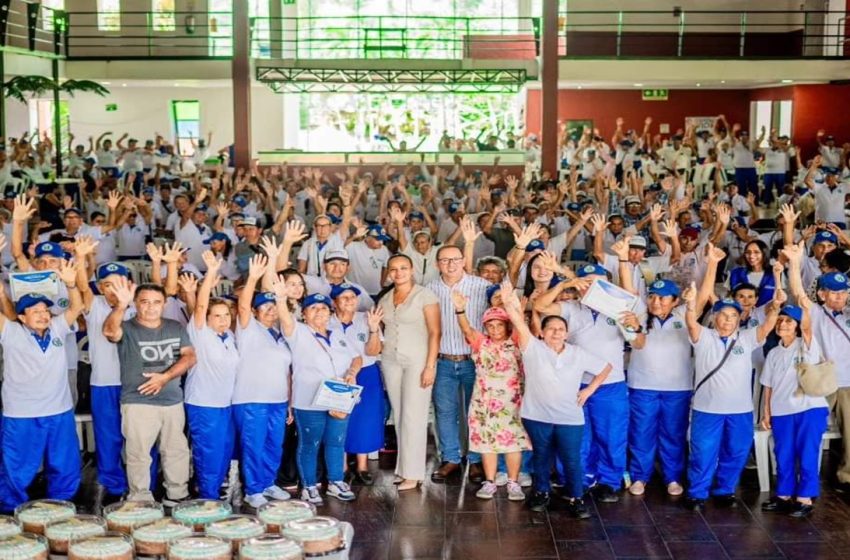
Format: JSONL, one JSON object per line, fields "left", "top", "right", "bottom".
{"left": 204, "top": 231, "right": 239, "bottom": 280}
{"left": 759, "top": 299, "right": 827, "bottom": 518}
{"left": 276, "top": 282, "right": 362, "bottom": 505}
{"left": 0, "top": 258, "right": 84, "bottom": 511}
{"left": 450, "top": 291, "right": 530, "bottom": 501}
{"left": 329, "top": 282, "right": 385, "bottom": 485}
{"left": 234, "top": 254, "right": 294, "bottom": 509}
{"left": 681, "top": 269, "right": 782, "bottom": 511}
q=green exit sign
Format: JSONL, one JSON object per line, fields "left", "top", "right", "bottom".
{"left": 642, "top": 89, "right": 669, "bottom": 101}
{"left": 106, "top": 103, "right": 118, "bottom": 112}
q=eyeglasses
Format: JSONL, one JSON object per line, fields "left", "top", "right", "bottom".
{"left": 437, "top": 257, "right": 464, "bottom": 265}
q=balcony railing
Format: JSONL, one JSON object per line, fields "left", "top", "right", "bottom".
{"left": 559, "top": 9, "right": 849, "bottom": 58}
{"left": 0, "top": 3, "right": 67, "bottom": 58}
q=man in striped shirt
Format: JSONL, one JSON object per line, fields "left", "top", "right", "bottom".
{"left": 426, "top": 245, "right": 491, "bottom": 484}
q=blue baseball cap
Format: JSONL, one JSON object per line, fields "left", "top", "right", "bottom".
{"left": 409, "top": 211, "right": 425, "bottom": 221}
{"left": 577, "top": 264, "right": 607, "bottom": 278}
{"left": 485, "top": 283, "right": 502, "bottom": 304}
{"left": 779, "top": 305, "right": 803, "bottom": 323}
{"left": 63, "top": 207, "right": 83, "bottom": 217}
{"left": 15, "top": 293, "right": 54, "bottom": 315}
{"left": 648, "top": 279, "right": 681, "bottom": 298}
{"left": 448, "top": 202, "right": 463, "bottom": 214}
{"left": 142, "top": 187, "right": 155, "bottom": 196}
{"left": 96, "top": 262, "right": 131, "bottom": 281}
{"left": 818, "top": 272, "right": 850, "bottom": 292}
{"left": 328, "top": 214, "right": 342, "bottom": 225}
{"left": 302, "top": 293, "right": 333, "bottom": 311}
{"left": 232, "top": 196, "right": 248, "bottom": 208}
{"left": 566, "top": 202, "right": 581, "bottom": 212}
{"left": 814, "top": 231, "right": 838, "bottom": 245}
{"left": 526, "top": 239, "right": 545, "bottom": 252}
{"left": 366, "top": 225, "right": 391, "bottom": 243}
{"left": 194, "top": 203, "right": 209, "bottom": 213}
{"left": 203, "top": 232, "right": 230, "bottom": 244}
{"left": 712, "top": 298, "right": 743, "bottom": 314}
{"left": 35, "top": 242, "right": 64, "bottom": 259}
{"left": 330, "top": 282, "right": 362, "bottom": 299}
{"left": 251, "top": 292, "right": 277, "bottom": 309}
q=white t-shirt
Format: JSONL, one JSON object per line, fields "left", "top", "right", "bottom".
{"left": 602, "top": 251, "right": 671, "bottom": 295}
{"left": 345, "top": 241, "right": 390, "bottom": 296}
{"left": 285, "top": 322, "right": 359, "bottom": 411}
{"left": 811, "top": 183, "right": 848, "bottom": 225}
{"left": 520, "top": 338, "right": 608, "bottom": 425}
{"left": 0, "top": 316, "right": 75, "bottom": 418}
{"left": 233, "top": 317, "right": 291, "bottom": 405}
{"left": 330, "top": 312, "right": 378, "bottom": 368}
{"left": 175, "top": 220, "right": 213, "bottom": 272}
{"left": 116, "top": 223, "right": 148, "bottom": 258}
{"left": 559, "top": 301, "right": 625, "bottom": 384}
{"left": 732, "top": 142, "right": 756, "bottom": 168}
{"left": 96, "top": 149, "right": 118, "bottom": 168}
{"left": 185, "top": 321, "right": 239, "bottom": 408}
{"left": 692, "top": 328, "right": 763, "bottom": 414}
{"left": 761, "top": 337, "right": 828, "bottom": 417}
{"left": 304, "top": 275, "right": 374, "bottom": 312}
{"left": 85, "top": 295, "right": 135, "bottom": 387}
{"left": 401, "top": 244, "right": 441, "bottom": 285}
{"left": 810, "top": 306, "right": 850, "bottom": 387}
{"left": 297, "top": 233, "right": 345, "bottom": 277}
{"left": 628, "top": 305, "right": 693, "bottom": 391}
{"left": 764, "top": 149, "right": 788, "bottom": 174}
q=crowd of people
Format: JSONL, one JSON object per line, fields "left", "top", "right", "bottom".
{"left": 0, "top": 115, "right": 848, "bottom": 525}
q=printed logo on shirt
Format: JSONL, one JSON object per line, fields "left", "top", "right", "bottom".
{"left": 52, "top": 338, "right": 63, "bottom": 347}
{"left": 57, "top": 298, "right": 69, "bottom": 309}
{"left": 357, "top": 333, "right": 367, "bottom": 342}
{"left": 339, "top": 339, "right": 348, "bottom": 347}
{"left": 748, "top": 318, "right": 759, "bottom": 327}
{"left": 846, "top": 319, "right": 850, "bottom": 328}
{"left": 138, "top": 338, "right": 181, "bottom": 366}
{"left": 673, "top": 321, "right": 684, "bottom": 329}
{"left": 606, "top": 317, "right": 616, "bottom": 326}
{"left": 732, "top": 345, "right": 745, "bottom": 355}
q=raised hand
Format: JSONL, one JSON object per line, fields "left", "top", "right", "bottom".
{"left": 106, "top": 190, "right": 123, "bottom": 211}
{"left": 513, "top": 223, "right": 542, "bottom": 249}
{"left": 590, "top": 213, "right": 607, "bottom": 234}
{"left": 460, "top": 215, "right": 481, "bottom": 245}
{"left": 611, "top": 237, "right": 631, "bottom": 261}
{"left": 450, "top": 290, "right": 468, "bottom": 311}
{"left": 57, "top": 259, "right": 77, "bottom": 286}
{"left": 773, "top": 286, "right": 788, "bottom": 306}
{"left": 283, "top": 220, "right": 308, "bottom": 244}
{"left": 12, "top": 195, "right": 36, "bottom": 223}
{"left": 366, "top": 307, "right": 384, "bottom": 332}
{"left": 259, "top": 236, "right": 281, "bottom": 259}
{"left": 538, "top": 250, "right": 562, "bottom": 274}
{"left": 780, "top": 241, "right": 804, "bottom": 264}
{"left": 162, "top": 242, "right": 184, "bottom": 264}
{"left": 660, "top": 218, "right": 678, "bottom": 239}
{"left": 202, "top": 250, "right": 222, "bottom": 274}
{"left": 714, "top": 204, "right": 731, "bottom": 226}
{"left": 682, "top": 281, "right": 697, "bottom": 305}
{"left": 389, "top": 205, "right": 405, "bottom": 224}
{"left": 146, "top": 242, "right": 164, "bottom": 263}
{"left": 74, "top": 235, "right": 99, "bottom": 258}
{"left": 248, "top": 254, "right": 269, "bottom": 281}
{"left": 649, "top": 204, "right": 665, "bottom": 222}
{"left": 177, "top": 273, "right": 198, "bottom": 295}
{"left": 706, "top": 242, "right": 726, "bottom": 264}
{"left": 109, "top": 275, "right": 136, "bottom": 308}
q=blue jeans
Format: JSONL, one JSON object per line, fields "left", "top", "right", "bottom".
{"left": 762, "top": 173, "right": 785, "bottom": 204}
{"left": 522, "top": 418, "right": 584, "bottom": 498}
{"left": 433, "top": 358, "right": 479, "bottom": 464}
{"left": 294, "top": 409, "right": 348, "bottom": 488}
{"left": 734, "top": 167, "right": 758, "bottom": 199}
{"left": 772, "top": 407, "right": 828, "bottom": 498}
{"left": 687, "top": 410, "right": 753, "bottom": 499}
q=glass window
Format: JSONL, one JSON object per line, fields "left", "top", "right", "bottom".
{"left": 152, "top": 0, "right": 176, "bottom": 32}
{"left": 209, "top": 0, "right": 232, "bottom": 56}
{"left": 171, "top": 101, "right": 201, "bottom": 155}
{"left": 98, "top": 0, "right": 121, "bottom": 31}
{"left": 41, "top": 0, "right": 64, "bottom": 32}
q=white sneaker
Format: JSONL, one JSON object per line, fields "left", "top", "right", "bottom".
{"left": 667, "top": 481, "right": 684, "bottom": 496}
{"left": 263, "top": 485, "right": 291, "bottom": 501}
{"left": 327, "top": 481, "right": 355, "bottom": 502}
{"left": 476, "top": 481, "right": 498, "bottom": 500}
{"left": 506, "top": 480, "right": 525, "bottom": 501}
{"left": 628, "top": 480, "right": 646, "bottom": 496}
{"left": 518, "top": 472, "right": 533, "bottom": 488}
{"left": 301, "top": 486, "right": 324, "bottom": 505}
{"left": 494, "top": 472, "right": 508, "bottom": 487}
{"left": 245, "top": 493, "right": 268, "bottom": 509}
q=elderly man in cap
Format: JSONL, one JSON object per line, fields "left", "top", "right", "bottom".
{"left": 175, "top": 189, "right": 214, "bottom": 272}
{"left": 297, "top": 208, "right": 353, "bottom": 277}
{"left": 344, "top": 223, "right": 391, "bottom": 299}
{"left": 0, "top": 257, "right": 83, "bottom": 512}
{"left": 302, "top": 249, "right": 374, "bottom": 311}
{"left": 804, "top": 156, "right": 848, "bottom": 229}
{"left": 235, "top": 216, "right": 266, "bottom": 277}
{"left": 592, "top": 214, "right": 671, "bottom": 295}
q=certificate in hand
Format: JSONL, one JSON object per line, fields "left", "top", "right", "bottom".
{"left": 312, "top": 380, "right": 363, "bottom": 413}
{"left": 580, "top": 278, "right": 638, "bottom": 321}
{"left": 10, "top": 271, "right": 60, "bottom": 302}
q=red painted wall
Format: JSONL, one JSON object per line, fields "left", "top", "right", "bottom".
{"left": 525, "top": 88, "right": 750, "bottom": 141}
{"left": 526, "top": 85, "right": 850, "bottom": 160}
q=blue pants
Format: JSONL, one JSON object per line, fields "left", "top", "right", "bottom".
{"left": 582, "top": 381, "right": 628, "bottom": 488}
{"left": 233, "top": 403, "right": 287, "bottom": 496}
{"left": 434, "top": 358, "right": 480, "bottom": 464}
{"left": 687, "top": 410, "right": 753, "bottom": 499}
{"left": 762, "top": 173, "right": 785, "bottom": 204}
{"left": 772, "top": 407, "right": 828, "bottom": 499}
{"left": 734, "top": 167, "right": 758, "bottom": 198}
{"left": 294, "top": 409, "right": 348, "bottom": 487}
{"left": 186, "top": 404, "right": 234, "bottom": 499}
{"left": 522, "top": 418, "right": 584, "bottom": 498}
{"left": 0, "top": 411, "right": 81, "bottom": 511}
{"left": 628, "top": 389, "right": 691, "bottom": 485}
{"left": 91, "top": 386, "right": 159, "bottom": 495}
{"left": 345, "top": 364, "right": 386, "bottom": 454}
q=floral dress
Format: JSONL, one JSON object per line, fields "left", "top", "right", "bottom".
{"left": 467, "top": 333, "right": 531, "bottom": 453}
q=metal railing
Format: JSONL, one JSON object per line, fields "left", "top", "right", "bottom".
{"left": 0, "top": 3, "right": 67, "bottom": 58}
{"left": 559, "top": 9, "right": 849, "bottom": 58}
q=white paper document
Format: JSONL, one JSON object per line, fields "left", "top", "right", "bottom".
{"left": 312, "top": 380, "right": 363, "bottom": 413}
{"left": 580, "top": 278, "right": 639, "bottom": 321}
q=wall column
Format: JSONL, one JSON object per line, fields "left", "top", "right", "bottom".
{"left": 540, "top": 0, "right": 559, "bottom": 177}
{"left": 231, "top": 0, "right": 251, "bottom": 168}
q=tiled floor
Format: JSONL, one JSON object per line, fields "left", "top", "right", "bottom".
{"left": 57, "top": 446, "right": 850, "bottom": 559}
{"left": 329, "top": 452, "right": 850, "bottom": 560}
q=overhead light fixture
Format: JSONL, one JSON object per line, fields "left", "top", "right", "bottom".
{"left": 781, "top": 79, "right": 793, "bottom": 84}
{"left": 121, "top": 83, "right": 127, "bottom": 87}
{"left": 101, "top": 81, "right": 111, "bottom": 85}
{"left": 577, "top": 85, "right": 583, "bottom": 89}
{"left": 174, "top": 82, "right": 180, "bottom": 87}
{"left": 633, "top": 83, "right": 643, "bottom": 87}
{"left": 695, "top": 83, "right": 701, "bottom": 87}
{"left": 720, "top": 80, "right": 726, "bottom": 84}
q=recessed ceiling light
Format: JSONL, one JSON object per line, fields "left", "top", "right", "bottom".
{"left": 101, "top": 81, "right": 111, "bottom": 85}
{"left": 174, "top": 83, "right": 180, "bottom": 87}
{"left": 121, "top": 83, "right": 127, "bottom": 87}
{"left": 577, "top": 85, "right": 583, "bottom": 89}
{"left": 633, "top": 83, "right": 643, "bottom": 87}
{"left": 781, "top": 79, "right": 793, "bottom": 84}
{"left": 720, "top": 80, "right": 726, "bottom": 84}
{"left": 696, "top": 83, "right": 701, "bottom": 87}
